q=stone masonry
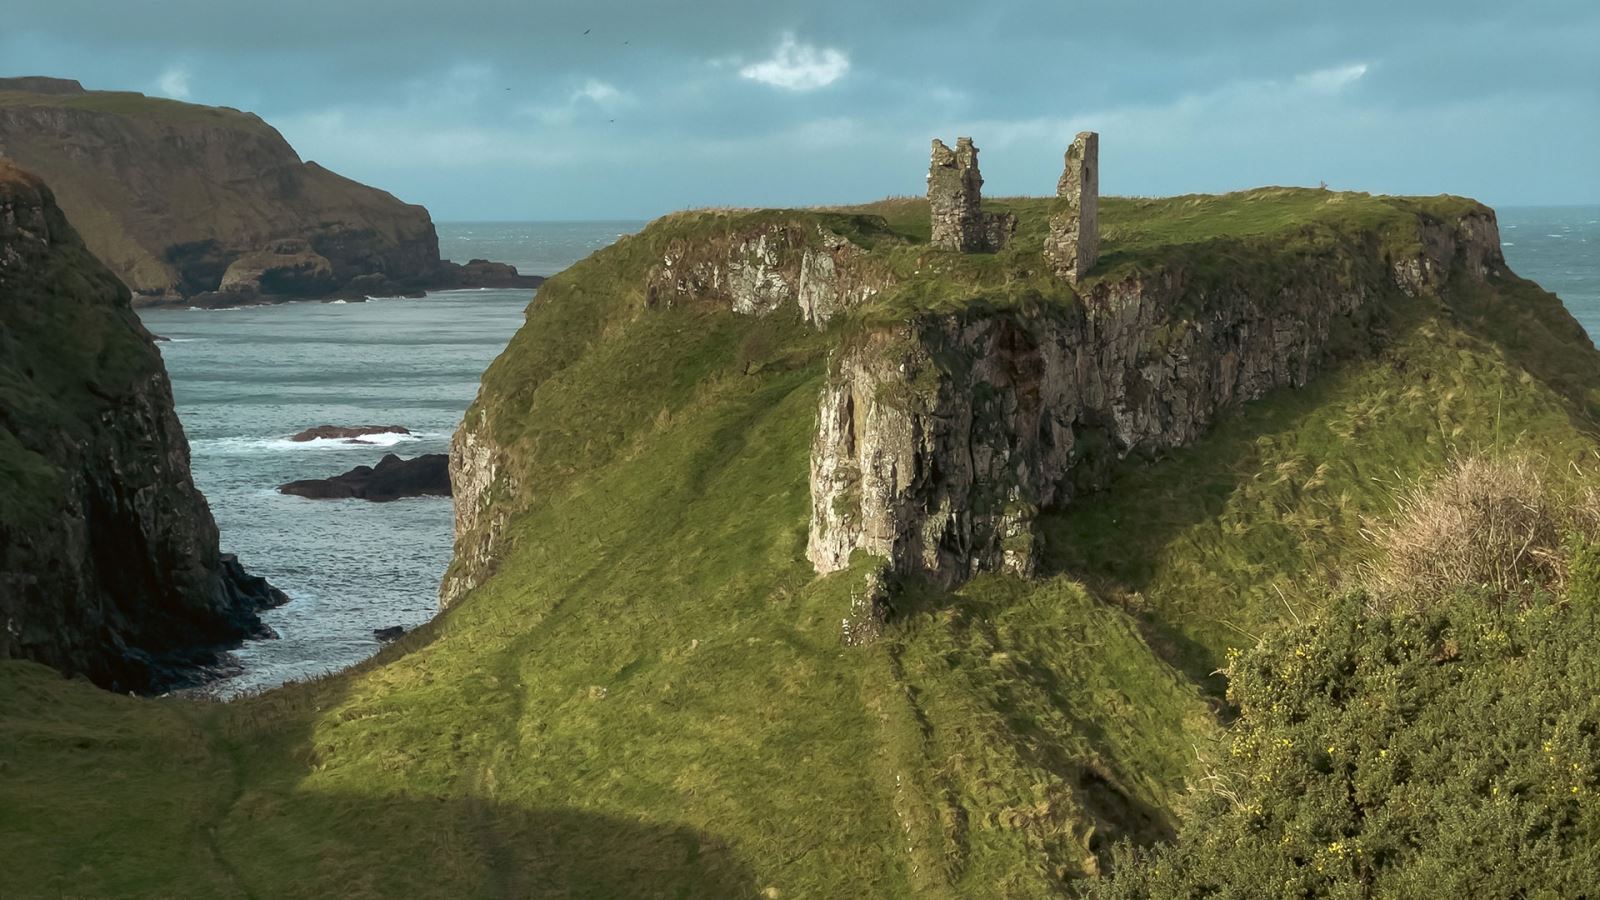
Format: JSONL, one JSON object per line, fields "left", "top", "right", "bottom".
{"left": 928, "top": 138, "right": 983, "bottom": 251}
{"left": 928, "top": 137, "right": 1015, "bottom": 253}
{"left": 1044, "top": 131, "right": 1099, "bottom": 283}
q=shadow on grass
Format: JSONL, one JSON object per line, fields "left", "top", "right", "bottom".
{"left": 219, "top": 791, "right": 763, "bottom": 899}
{"left": 1, "top": 651, "right": 763, "bottom": 899}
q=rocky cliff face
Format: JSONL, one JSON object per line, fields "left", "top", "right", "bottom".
{"left": 644, "top": 217, "right": 894, "bottom": 326}
{"left": 0, "top": 78, "right": 541, "bottom": 305}
{"left": 443, "top": 214, "right": 898, "bottom": 606}
{"left": 0, "top": 161, "right": 283, "bottom": 692}
{"left": 444, "top": 194, "right": 1508, "bottom": 609}
{"left": 808, "top": 207, "right": 1505, "bottom": 586}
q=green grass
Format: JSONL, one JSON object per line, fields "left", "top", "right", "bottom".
{"left": 2, "top": 187, "right": 1597, "bottom": 897}
{"left": 1041, "top": 270, "right": 1600, "bottom": 693}
{"left": 0, "top": 89, "right": 267, "bottom": 128}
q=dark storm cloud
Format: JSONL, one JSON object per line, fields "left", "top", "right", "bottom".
{"left": 5, "top": 1, "right": 1596, "bottom": 217}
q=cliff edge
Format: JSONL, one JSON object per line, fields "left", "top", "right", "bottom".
{"left": 0, "top": 76, "right": 541, "bottom": 305}
{"left": 0, "top": 160, "right": 284, "bottom": 692}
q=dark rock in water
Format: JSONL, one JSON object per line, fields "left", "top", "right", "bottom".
{"left": 290, "top": 424, "right": 410, "bottom": 443}
{"left": 219, "top": 553, "right": 291, "bottom": 614}
{"left": 280, "top": 453, "right": 451, "bottom": 502}
{"left": 150, "top": 333, "right": 171, "bottom": 342}
{"left": 373, "top": 626, "right": 406, "bottom": 642}
{"left": 0, "top": 160, "right": 291, "bottom": 695}
{"left": 436, "top": 258, "right": 546, "bottom": 290}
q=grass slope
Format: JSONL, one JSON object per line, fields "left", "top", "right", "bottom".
{"left": 2, "top": 189, "right": 1597, "bottom": 897}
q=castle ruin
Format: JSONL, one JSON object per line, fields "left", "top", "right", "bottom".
{"left": 927, "top": 137, "right": 1016, "bottom": 253}
{"left": 927, "top": 131, "right": 1099, "bottom": 281}
{"left": 1044, "top": 131, "right": 1099, "bottom": 283}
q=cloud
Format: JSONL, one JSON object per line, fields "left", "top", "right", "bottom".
{"left": 155, "top": 65, "right": 191, "bottom": 99}
{"left": 573, "top": 79, "right": 625, "bottom": 106}
{"left": 739, "top": 34, "right": 849, "bottom": 91}
{"left": 1295, "top": 62, "right": 1370, "bottom": 93}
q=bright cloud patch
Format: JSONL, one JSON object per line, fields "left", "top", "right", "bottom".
{"left": 573, "top": 79, "right": 624, "bottom": 105}
{"left": 1295, "top": 62, "right": 1369, "bottom": 93}
{"left": 739, "top": 34, "right": 849, "bottom": 91}
{"left": 156, "top": 66, "right": 191, "bottom": 100}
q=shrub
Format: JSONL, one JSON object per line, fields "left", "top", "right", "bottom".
{"left": 1091, "top": 591, "right": 1600, "bottom": 898}
{"left": 1365, "top": 455, "right": 1586, "bottom": 611}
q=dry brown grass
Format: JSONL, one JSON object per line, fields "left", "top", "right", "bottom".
{"left": 1365, "top": 456, "right": 1599, "bottom": 611}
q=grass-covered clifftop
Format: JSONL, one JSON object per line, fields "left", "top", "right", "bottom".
{"left": 4, "top": 188, "right": 1598, "bottom": 897}
{"left": 0, "top": 80, "right": 443, "bottom": 302}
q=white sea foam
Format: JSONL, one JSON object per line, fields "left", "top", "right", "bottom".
{"left": 191, "top": 431, "right": 443, "bottom": 454}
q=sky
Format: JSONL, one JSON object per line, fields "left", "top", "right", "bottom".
{"left": 4, "top": 1, "right": 1596, "bottom": 220}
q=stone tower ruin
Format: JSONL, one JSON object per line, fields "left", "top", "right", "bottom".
{"left": 1044, "top": 131, "right": 1099, "bottom": 283}
{"left": 927, "top": 137, "right": 1015, "bottom": 253}
{"left": 928, "top": 137, "right": 983, "bottom": 251}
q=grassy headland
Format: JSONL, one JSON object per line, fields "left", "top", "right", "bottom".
{"left": 3, "top": 188, "right": 1597, "bottom": 897}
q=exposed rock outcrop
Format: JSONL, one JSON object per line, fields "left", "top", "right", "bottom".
{"left": 440, "top": 258, "right": 545, "bottom": 290}
{"left": 645, "top": 218, "right": 896, "bottom": 327}
{"left": 0, "top": 79, "right": 541, "bottom": 305}
{"left": 0, "top": 161, "right": 285, "bottom": 692}
{"left": 808, "top": 206, "right": 1506, "bottom": 586}
{"left": 444, "top": 188, "right": 1509, "bottom": 613}
{"left": 290, "top": 424, "right": 411, "bottom": 443}
{"left": 280, "top": 453, "right": 451, "bottom": 501}
{"left": 217, "top": 239, "right": 337, "bottom": 297}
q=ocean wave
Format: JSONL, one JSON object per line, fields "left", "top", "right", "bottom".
{"left": 191, "top": 431, "right": 445, "bottom": 454}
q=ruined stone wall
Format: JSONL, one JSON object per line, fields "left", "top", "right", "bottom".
{"left": 1045, "top": 131, "right": 1100, "bottom": 283}
{"left": 928, "top": 138, "right": 984, "bottom": 251}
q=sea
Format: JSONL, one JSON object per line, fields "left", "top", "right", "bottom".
{"left": 141, "top": 221, "right": 642, "bottom": 695}
{"left": 138, "top": 208, "right": 1598, "bottom": 697}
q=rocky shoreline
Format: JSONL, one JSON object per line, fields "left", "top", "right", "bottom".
{"left": 0, "top": 160, "right": 292, "bottom": 694}
{"left": 137, "top": 259, "right": 545, "bottom": 309}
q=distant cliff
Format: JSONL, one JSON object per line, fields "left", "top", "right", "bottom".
{"left": 0, "top": 76, "right": 540, "bottom": 305}
{"left": 0, "top": 160, "right": 284, "bottom": 691}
